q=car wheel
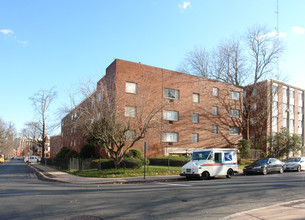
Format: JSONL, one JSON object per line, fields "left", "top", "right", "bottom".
{"left": 279, "top": 167, "right": 283, "bottom": 174}
{"left": 226, "top": 169, "right": 234, "bottom": 178}
{"left": 202, "top": 171, "right": 210, "bottom": 180}
{"left": 297, "top": 165, "right": 301, "bottom": 172}
{"left": 263, "top": 167, "right": 268, "bottom": 175}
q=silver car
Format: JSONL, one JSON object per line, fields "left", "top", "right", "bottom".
{"left": 283, "top": 157, "right": 305, "bottom": 172}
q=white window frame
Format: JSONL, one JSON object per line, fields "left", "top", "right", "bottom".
{"left": 162, "top": 132, "right": 178, "bottom": 142}
{"left": 164, "top": 88, "right": 179, "bottom": 100}
{"left": 163, "top": 110, "right": 179, "bottom": 121}
{"left": 212, "top": 125, "right": 218, "bottom": 134}
{"left": 193, "top": 93, "right": 199, "bottom": 103}
{"left": 230, "top": 91, "right": 240, "bottom": 100}
{"left": 192, "top": 113, "right": 199, "bottom": 123}
{"left": 212, "top": 106, "right": 218, "bottom": 116}
{"left": 192, "top": 133, "right": 199, "bottom": 143}
{"left": 125, "top": 130, "right": 136, "bottom": 141}
{"left": 125, "top": 106, "right": 136, "bottom": 117}
{"left": 230, "top": 109, "right": 240, "bottom": 118}
{"left": 212, "top": 88, "right": 219, "bottom": 97}
{"left": 229, "top": 127, "right": 240, "bottom": 135}
{"left": 125, "top": 82, "right": 137, "bottom": 94}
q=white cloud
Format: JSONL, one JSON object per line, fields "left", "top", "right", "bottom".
{"left": 0, "top": 29, "right": 28, "bottom": 47}
{"left": 292, "top": 26, "right": 305, "bottom": 34}
{"left": 0, "top": 29, "right": 14, "bottom": 35}
{"left": 18, "top": 40, "right": 28, "bottom": 47}
{"left": 179, "top": 1, "right": 191, "bottom": 9}
{"left": 258, "top": 31, "right": 287, "bottom": 40}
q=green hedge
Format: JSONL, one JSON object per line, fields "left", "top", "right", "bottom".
{"left": 92, "top": 158, "right": 143, "bottom": 169}
{"left": 149, "top": 156, "right": 189, "bottom": 166}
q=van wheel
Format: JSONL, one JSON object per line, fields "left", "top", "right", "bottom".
{"left": 226, "top": 169, "right": 234, "bottom": 178}
{"left": 202, "top": 171, "right": 210, "bottom": 180}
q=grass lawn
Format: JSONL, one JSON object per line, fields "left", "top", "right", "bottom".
{"left": 66, "top": 165, "right": 182, "bottom": 178}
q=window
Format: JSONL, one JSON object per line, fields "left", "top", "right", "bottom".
{"left": 230, "top": 109, "right": 240, "bottom": 118}
{"left": 125, "top": 106, "right": 136, "bottom": 117}
{"left": 299, "top": 106, "right": 303, "bottom": 115}
{"left": 98, "top": 93, "right": 102, "bottom": 102}
{"left": 162, "top": 132, "right": 178, "bottom": 142}
{"left": 214, "top": 153, "right": 222, "bottom": 163}
{"left": 290, "top": 119, "right": 295, "bottom": 134}
{"left": 192, "top": 113, "right": 199, "bottom": 123}
{"left": 243, "top": 90, "right": 246, "bottom": 97}
{"left": 251, "top": 88, "right": 257, "bottom": 96}
{"left": 283, "top": 103, "right": 288, "bottom": 118}
{"left": 252, "top": 103, "right": 257, "bottom": 111}
{"left": 125, "top": 82, "right": 137, "bottom": 94}
{"left": 193, "top": 93, "right": 199, "bottom": 103}
{"left": 299, "top": 91, "right": 304, "bottom": 102}
{"left": 230, "top": 91, "right": 240, "bottom": 100}
{"left": 272, "top": 101, "right": 278, "bottom": 116}
{"left": 272, "top": 117, "right": 278, "bottom": 133}
{"left": 192, "top": 133, "right": 199, "bottom": 143}
{"left": 283, "top": 118, "right": 288, "bottom": 128}
{"left": 212, "top": 106, "right": 218, "bottom": 116}
{"left": 212, "top": 125, "right": 218, "bottom": 134}
{"left": 290, "top": 89, "right": 295, "bottom": 99}
{"left": 230, "top": 127, "right": 240, "bottom": 135}
{"left": 164, "top": 88, "right": 179, "bottom": 100}
{"left": 212, "top": 88, "right": 219, "bottom": 97}
{"left": 163, "top": 110, "right": 179, "bottom": 121}
{"left": 125, "top": 130, "right": 136, "bottom": 141}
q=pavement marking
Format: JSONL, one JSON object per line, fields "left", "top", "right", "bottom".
{"left": 156, "top": 182, "right": 192, "bottom": 187}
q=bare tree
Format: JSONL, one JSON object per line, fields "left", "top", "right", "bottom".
{"left": 177, "top": 46, "right": 210, "bottom": 78}
{"left": 0, "top": 118, "right": 16, "bottom": 156}
{"left": 178, "top": 25, "right": 285, "bottom": 146}
{"left": 29, "top": 88, "right": 57, "bottom": 159}
{"left": 20, "top": 121, "right": 42, "bottom": 155}
{"left": 210, "top": 36, "right": 247, "bottom": 87}
{"left": 71, "top": 82, "right": 165, "bottom": 168}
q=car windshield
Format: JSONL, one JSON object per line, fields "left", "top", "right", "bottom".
{"left": 192, "top": 151, "right": 211, "bottom": 160}
{"left": 286, "top": 158, "right": 301, "bottom": 162}
{"left": 254, "top": 159, "right": 269, "bottom": 165}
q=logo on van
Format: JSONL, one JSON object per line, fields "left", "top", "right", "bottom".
{"left": 224, "top": 153, "right": 232, "bottom": 161}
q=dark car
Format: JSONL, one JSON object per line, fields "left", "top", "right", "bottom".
{"left": 243, "top": 158, "right": 284, "bottom": 175}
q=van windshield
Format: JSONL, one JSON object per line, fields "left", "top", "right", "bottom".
{"left": 192, "top": 151, "right": 211, "bottom": 160}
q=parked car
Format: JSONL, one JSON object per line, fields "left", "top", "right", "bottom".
{"left": 243, "top": 158, "right": 284, "bottom": 175}
{"left": 24, "top": 156, "right": 41, "bottom": 163}
{"left": 283, "top": 157, "right": 305, "bottom": 172}
{"left": 0, "top": 154, "right": 4, "bottom": 164}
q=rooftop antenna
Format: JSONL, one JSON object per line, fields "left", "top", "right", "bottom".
{"left": 275, "top": 0, "right": 280, "bottom": 79}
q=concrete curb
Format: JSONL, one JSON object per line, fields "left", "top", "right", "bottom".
{"left": 28, "top": 163, "right": 70, "bottom": 183}
{"left": 222, "top": 199, "right": 305, "bottom": 220}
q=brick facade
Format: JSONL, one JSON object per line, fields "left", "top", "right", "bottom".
{"left": 60, "top": 59, "right": 243, "bottom": 157}
{"left": 50, "top": 135, "right": 63, "bottom": 158}
{"left": 244, "top": 79, "right": 305, "bottom": 154}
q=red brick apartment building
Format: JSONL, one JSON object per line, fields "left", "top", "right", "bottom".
{"left": 59, "top": 59, "right": 243, "bottom": 158}
{"left": 244, "top": 79, "right": 305, "bottom": 153}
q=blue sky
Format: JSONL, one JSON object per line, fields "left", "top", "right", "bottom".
{"left": 1, "top": 0, "right": 305, "bottom": 136}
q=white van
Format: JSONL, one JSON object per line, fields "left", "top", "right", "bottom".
{"left": 24, "top": 156, "right": 41, "bottom": 163}
{"left": 180, "top": 148, "right": 238, "bottom": 180}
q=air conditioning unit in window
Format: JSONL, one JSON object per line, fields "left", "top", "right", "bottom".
{"left": 169, "top": 121, "right": 173, "bottom": 124}
{"left": 168, "top": 142, "right": 173, "bottom": 146}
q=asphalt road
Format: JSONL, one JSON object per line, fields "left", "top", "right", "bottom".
{"left": 1, "top": 160, "right": 305, "bottom": 220}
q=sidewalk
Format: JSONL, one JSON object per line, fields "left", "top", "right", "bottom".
{"left": 224, "top": 200, "right": 305, "bottom": 220}
{"left": 29, "top": 163, "right": 305, "bottom": 220}
{"left": 29, "top": 163, "right": 184, "bottom": 184}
